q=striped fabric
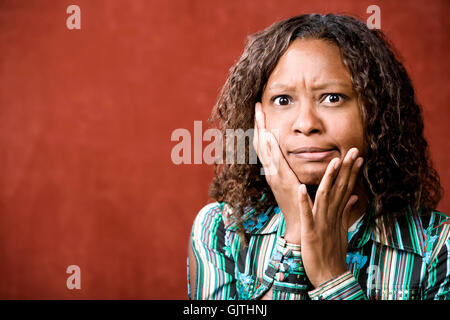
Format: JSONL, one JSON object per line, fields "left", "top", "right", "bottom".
{"left": 188, "top": 202, "right": 450, "bottom": 300}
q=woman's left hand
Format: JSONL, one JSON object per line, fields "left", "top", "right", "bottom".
{"left": 298, "top": 148, "right": 364, "bottom": 288}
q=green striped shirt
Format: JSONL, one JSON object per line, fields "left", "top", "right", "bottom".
{"left": 188, "top": 202, "right": 450, "bottom": 300}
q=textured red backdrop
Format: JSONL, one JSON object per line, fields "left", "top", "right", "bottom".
{"left": 0, "top": 0, "right": 448, "bottom": 299}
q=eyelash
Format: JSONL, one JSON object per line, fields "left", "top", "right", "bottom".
{"left": 271, "top": 93, "right": 347, "bottom": 106}
{"left": 272, "top": 95, "right": 292, "bottom": 106}
{"left": 321, "top": 93, "right": 347, "bottom": 104}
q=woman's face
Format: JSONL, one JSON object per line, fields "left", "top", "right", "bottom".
{"left": 261, "top": 38, "right": 365, "bottom": 185}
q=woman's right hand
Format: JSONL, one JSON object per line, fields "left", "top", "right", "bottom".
{"left": 253, "top": 102, "right": 305, "bottom": 244}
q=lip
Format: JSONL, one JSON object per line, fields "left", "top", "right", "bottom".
{"left": 288, "top": 147, "right": 338, "bottom": 161}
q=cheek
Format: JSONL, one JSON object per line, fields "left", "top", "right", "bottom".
{"left": 264, "top": 114, "right": 290, "bottom": 146}
{"left": 329, "top": 112, "right": 365, "bottom": 153}
{"left": 337, "top": 129, "right": 364, "bottom": 149}
{"left": 264, "top": 112, "right": 283, "bottom": 130}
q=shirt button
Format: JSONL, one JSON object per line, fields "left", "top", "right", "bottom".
{"left": 276, "top": 272, "right": 285, "bottom": 281}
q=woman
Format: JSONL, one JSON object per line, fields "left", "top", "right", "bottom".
{"left": 187, "top": 14, "right": 449, "bottom": 300}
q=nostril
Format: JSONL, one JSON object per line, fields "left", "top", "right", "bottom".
{"left": 295, "top": 128, "right": 320, "bottom": 135}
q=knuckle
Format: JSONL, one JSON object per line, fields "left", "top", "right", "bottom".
{"left": 317, "top": 188, "right": 329, "bottom": 199}
{"left": 342, "top": 160, "right": 352, "bottom": 169}
{"left": 351, "top": 163, "right": 361, "bottom": 174}
{"left": 336, "top": 183, "right": 347, "bottom": 193}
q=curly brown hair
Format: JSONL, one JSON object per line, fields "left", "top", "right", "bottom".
{"left": 208, "top": 13, "right": 442, "bottom": 235}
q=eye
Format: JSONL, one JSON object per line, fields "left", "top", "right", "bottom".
{"left": 322, "top": 93, "right": 346, "bottom": 105}
{"left": 272, "top": 95, "right": 292, "bottom": 106}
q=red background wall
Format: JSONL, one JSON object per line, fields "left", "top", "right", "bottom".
{"left": 0, "top": 0, "right": 448, "bottom": 299}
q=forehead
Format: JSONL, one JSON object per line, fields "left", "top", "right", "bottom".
{"left": 265, "top": 38, "right": 353, "bottom": 89}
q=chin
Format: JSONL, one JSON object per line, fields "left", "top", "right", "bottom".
{"left": 292, "top": 163, "right": 327, "bottom": 186}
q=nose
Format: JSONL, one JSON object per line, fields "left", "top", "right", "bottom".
{"left": 292, "top": 101, "right": 323, "bottom": 135}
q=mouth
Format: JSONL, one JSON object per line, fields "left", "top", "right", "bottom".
{"left": 288, "top": 147, "right": 338, "bottom": 161}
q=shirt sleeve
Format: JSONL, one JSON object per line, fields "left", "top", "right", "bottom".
{"left": 308, "top": 271, "right": 368, "bottom": 300}
{"left": 262, "top": 236, "right": 311, "bottom": 300}
{"left": 421, "top": 237, "right": 450, "bottom": 299}
{"left": 189, "top": 203, "right": 237, "bottom": 300}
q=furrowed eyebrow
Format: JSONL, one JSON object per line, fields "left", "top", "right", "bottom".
{"left": 267, "top": 80, "right": 352, "bottom": 92}
{"left": 266, "top": 83, "right": 296, "bottom": 92}
{"left": 310, "top": 80, "right": 352, "bottom": 90}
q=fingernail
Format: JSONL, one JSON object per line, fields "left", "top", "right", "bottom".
{"left": 356, "top": 157, "right": 364, "bottom": 167}
{"left": 333, "top": 158, "right": 340, "bottom": 170}
{"left": 300, "top": 184, "right": 307, "bottom": 195}
{"left": 255, "top": 104, "right": 260, "bottom": 114}
{"left": 351, "top": 195, "right": 359, "bottom": 205}
{"left": 351, "top": 148, "right": 358, "bottom": 160}
{"left": 255, "top": 108, "right": 261, "bottom": 120}
{"left": 255, "top": 103, "right": 262, "bottom": 114}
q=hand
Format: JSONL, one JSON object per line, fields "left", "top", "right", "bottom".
{"left": 253, "top": 102, "right": 304, "bottom": 244}
{"left": 298, "top": 148, "right": 364, "bottom": 288}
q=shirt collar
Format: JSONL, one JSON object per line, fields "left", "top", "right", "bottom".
{"left": 223, "top": 202, "right": 426, "bottom": 256}
{"left": 223, "top": 203, "right": 280, "bottom": 235}
{"left": 349, "top": 208, "right": 425, "bottom": 256}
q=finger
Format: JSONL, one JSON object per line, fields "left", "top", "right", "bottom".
{"left": 253, "top": 104, "right": 259, "bottom": 153}
{"left": 266, "top": 131, "right": 297, "bottom": 178}
{"left": 308, "top": 190, "right": 313, "bottom": 209}
{"left": 254, "top": 102, "right": 263, "bottom": 133}
{"left": 258, "top": 110, "right": 282, "bottom": 177}
{"left": 254, "top": 103, "right": 269, "bottom": 171}
{"left": 255, "top": 102, "right": 265, "bottom": 130}
{"left": 329, "top": 148, "right": 359, "bottom": 214}
{"left": 298, "top": 184, "right": 314, "bottom": 232}
{"left": 254, "top": 103, "right": 271, "bottom": 166}
{"left": 253, "top": 109, "right": 265, "bottom": 169}
{"left": 267, "top": 128, "right": 292, "bottom": 177}
{"left": 256, "top": 104, "right": 285, "bottom": 177}
{"left": 262, "top": 131, "right": 282, "bottom": 175}
{"left": 253, "top": 114, "right": 259, "bottom": 156}
{"left": 315, "top": 158, "right": 341, "bottom": 201}
{"left": 338, "top": 156, "right": 364, "bottom": 216}
{"left": 256, "top": 110, "right": 269, "bottom": 156}
{"left": 337, "top": 147, "right": 359, "bottom": 191}
{"left": 313, "top": 157, "right": 341, "bottom": 216}
{"left": 264, "top": 132, "right": 280, "bottom": 175}
{"left": 341, "top": 194, "right": 359, "bottom": 229}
